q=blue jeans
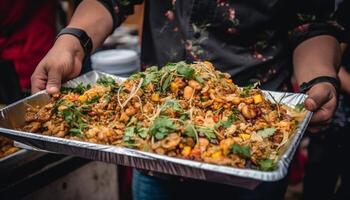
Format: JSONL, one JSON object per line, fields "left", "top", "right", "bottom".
{"left": 132, "top": 170, "right": 288, "bottom": 200}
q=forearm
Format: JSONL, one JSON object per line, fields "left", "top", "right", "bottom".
{"left": 293, "top": 35, "right": 341, "bottom": 85}
{"left": 66, "top": 0, "right": 114, "bottom": 53}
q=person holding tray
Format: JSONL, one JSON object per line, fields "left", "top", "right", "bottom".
{"left": 31, "top": 0, "right": 345, "bottom": 199}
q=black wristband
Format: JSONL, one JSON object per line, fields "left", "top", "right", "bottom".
{"left": 299, "top": 76, "right": 340, "bottom": 94}
{"left": 56, "top": 27, "right": 93, "bottom": 56}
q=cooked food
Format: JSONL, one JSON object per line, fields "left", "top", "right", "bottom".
{"left": 21, "top": 61, "right": 306, "bottom": 171}
{"left": 0, "top": 136, "right": 19, "bottom": 159}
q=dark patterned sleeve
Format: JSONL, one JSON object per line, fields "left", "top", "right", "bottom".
{"left": 335, "top": 0, "right": 350, "bottom": 43}
{"left": 73, "top": 0, "right": 143, "bottom": 31}
{"left": 288, "top": 0, "right": 346, "bottom": 48}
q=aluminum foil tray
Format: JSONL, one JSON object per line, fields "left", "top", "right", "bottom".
{"left": 0, "top": 71, "right": 312, "bottom": 189}
{"left": 0, "top": 149, "right": 26, "bottom": 163}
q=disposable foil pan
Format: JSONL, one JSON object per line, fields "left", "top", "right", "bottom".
{"left": 0, "top": 71, "right": 312, "bottom": 189}
{"left": 0, "top": 149, "right": 26, "bottom": 163}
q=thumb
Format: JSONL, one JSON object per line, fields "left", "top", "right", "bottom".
{"left": 304, "top": 84, "right": 332, "bottom": 112}
{"left": 46, "top": 67, "right": 63, "bottom": 94}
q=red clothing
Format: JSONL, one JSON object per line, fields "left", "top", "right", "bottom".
{"left": 0, "top": 0, "right": 56, "bottom": 89}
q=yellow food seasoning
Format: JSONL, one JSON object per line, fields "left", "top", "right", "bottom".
{"left": 253, "top": 94, "right": 263, "bottom": 104}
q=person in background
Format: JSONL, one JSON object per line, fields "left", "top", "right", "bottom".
{"left": 303, "top": 1, "right": 350, "bottom": 199}
{"left": 31, "top": 0, "right": 344, "bottom": 199}
{"left": 0, "top": 0, "right": 56, "bottom": 103}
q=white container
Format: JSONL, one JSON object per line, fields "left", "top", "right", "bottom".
{"left": 91, "top": 49, "right": 140, "bottom": 77}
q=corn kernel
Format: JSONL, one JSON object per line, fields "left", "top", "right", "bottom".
{"left": 211, "top": 151, "right": 222, "bottom": 159}
{"left": 239, "top": 133, "right": 251, "bottom": 141}
{"left": 170, "top": 82, "right": 178, "bottom": 92}
{"left": 78, "top": 95, "right": 88, "bottom": 102}
{"left": 182, "top": 146, "right": 192, "bottom": 156}
{"left": 253, "top": 94, "right": 263, "bottom": 104}
{"left": 151, "top": 93, "right": 160, "bottom": 102}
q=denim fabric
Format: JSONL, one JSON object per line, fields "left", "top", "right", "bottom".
{"left": 132, "top": 169, "right": 288, "bottom": 200}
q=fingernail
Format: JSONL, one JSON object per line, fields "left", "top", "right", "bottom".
{"left": 48, "top": 86, "right": 58, "bottom": 93}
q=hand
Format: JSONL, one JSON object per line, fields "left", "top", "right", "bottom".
{"left": 31, "top": 35, "right": 84, "bottom": 94}
{"left": 304, "top": 82, "right": 338, "bottom": 132}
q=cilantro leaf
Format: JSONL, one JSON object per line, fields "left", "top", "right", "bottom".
{"left": 232, "top": 108, "right": 240, "bottom": 115}
{"left": 137, "top": 127, "right": 149, "bottom": 139}
{"left": 85, "top": 95, "right": 100, "bottom": 104}
{"left": 184, "top": 123, "right": 196, "bottom": 138}
{"left": 257, "top": 127, "right": 276, "bottom": 138}
{"left": 62, "top": 109, "right": 74, "bottom": 123}
{"left": 231, "top": 144, "right": 251, "bottom": 158}
{"left": 97, "top": 76, "right": 116, "bottom": 87}
{"left": 59, "top": 103, "right": 88, "bottom": 136}
{"left": 69, "top": 128, "right": 82, "bottom": 135}
{"left": 69, "top": 122, "right": 88, "bottom": 136}
{"left": 214, "top": 114, "right": 237, "bottom": 129}
{"left": 179, "top": 114, "right": 189, "bottom": 121}
{"left": 195, "top": 75, "right": 204, "bottom": 84}
{"left": 124, "top": 127, "right": 135, "bottom": 139}
{"left": 294, "top": 103, "right": 305, "bottom": 112}
{"left": 122, "top": 126, "right": 136, "bottom": 147}
{"left": 150, "top": 116, "right": 177, "bottom": 140}
{"left": 127, "top": 116, "right": 138, "bottom": 126}
{"left": 162, "top": 63, "right": 178, "bottom": 71}
{"left": 141, "top": 66, "right": 159, "bottom": 87}
{"left": 61, "top": 83, "right": 91, "bottom": 95}
{"left": 258, "top": 159, "right": 276, "bottom": 171}
{"left": 162, "top": 74, "right": 173, "bottom": 92}
{"left": 196, "top": 126, "right": 216, "bottom": 139}
{"left": 176, "top": 62, "right": 194, "bottom": 79}
{"left": 240, "top": 82, "right": 259, "bottom": 97}
{"left": 161, "top": 100, "right": 183, "bottom": 113}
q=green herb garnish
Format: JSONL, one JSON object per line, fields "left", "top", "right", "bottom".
{"left": 231, "top": 144, "right": 251, "bottom": 158}
{"left": 258, "top": 159, "right": 276, "bottom": 171}
{"left": 240, "top": 82, "right": 260, "bottom": 97}
{"left": 162, "top": 74, "right": 173, "bottom": 92}
{"left": 60, "top": 83, "right": 91, "bottom": 95}
{"left": 294, "top": 103, "right": 305, "bottom": 112}
{"left": 137, "top": 127, "right": 149, "bottom": 139}
{"left": 97, "top": 76, "right": 116, "bottom": 87}
{"left": 122, "top": 126, "right": 136, "bottom": 147}
{"left": 196, "top": 126, "right": 216, "bottom": 139}
{"left": 195, "top": 75, "right": 204, "bottom": 83}
{"left": 257, "top": 127, "right": 276, "bottom": 138}
{"left": 85, "top": 95, "right": 100, "bottom": 104}
{"left": 176, "top": 62, "right": 195, "bottom": 79}
{"left": 161, "top": 99, "right": 183, "bottom": 113}
{"left": 60, "top": 104, "right": 88, "bottom": 136}
{"left": 149, "top": 116, "right": 177, "bottom": 140}
{"left": 214, "top": 114, "right": 237, "bottom": 129}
